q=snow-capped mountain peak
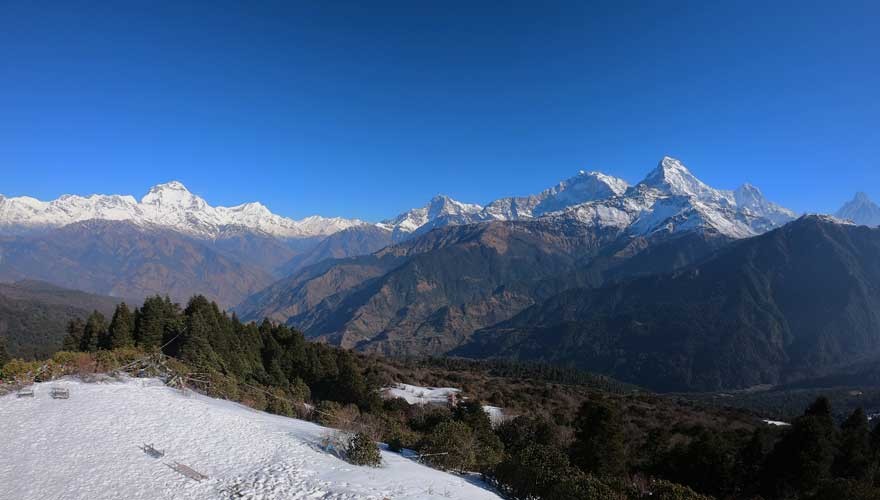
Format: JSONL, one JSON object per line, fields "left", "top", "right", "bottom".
{"left": 0, "top": 182, "right": 364, "bottom": 239}
{"left": 836, "top": 192, "right": 880, "bottom": 227}
{"left": 551, "top": 156, "right": 797, "bottom": 239}
{"left": 141, "top": 180, "right": 203, "bottom": 208}
{"left": 426, "top": 194, "right": 482, "bottom": 218}
{"left": 377, "top": 194, "right": 484, "bottom": 237}
{"left": 639, "top": 156, "right": 727, "bottom": 203}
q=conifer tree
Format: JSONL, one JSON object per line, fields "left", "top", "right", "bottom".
{"left": 108, "top": 302, "right": 135, "bottom": 349}
{"left": 61, "top": 318, "right": 85, "bottom": 352}
{"left": 135, "top": 295, "right": 170, "bottom": 349}
{"left": 871, "top": 420, "right": 880, "bottom": 462}
{"left": 834, "top": 408, "right": 873, "bottom": 482}
{"left": 764, "top": 397, "right": 839, "bottom": 497}
{"left": 179, "top": 311, "right": 220, "bottom": 369}
{"left": 0, "top": 336, "right": 9, "bottom": 367}
{"left": 81, "top": 311, "right": 107, "bottom": 352}
{"left": 571, "top": 397, "right": 627, "bottom": 477}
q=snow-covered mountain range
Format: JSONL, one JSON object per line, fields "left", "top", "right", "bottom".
{"left": 550, "top": 156, "right": 797, "bottom": 239}
{"left": 370, "top": 156, "right": 797, "bottom": 242}
{"left": 0, "top": 181, "right": 364, "bottom": 239}
{"left": 376, "top": 169, "right": 632, "bottom": 240}
{"left": 0, "top": 156, "right": 800, "bottom": 250}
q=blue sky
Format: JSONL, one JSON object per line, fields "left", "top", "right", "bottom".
{"left": 1, "top": 1, "right": 877, "bottom": 221}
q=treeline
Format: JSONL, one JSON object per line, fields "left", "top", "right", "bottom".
{"left": 61, "top": 295, "right": 384, "bottom": 411}
{"left": 43, "top": 295, "right": 880, "bottom": 499}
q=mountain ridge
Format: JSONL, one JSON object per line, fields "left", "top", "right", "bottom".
{"left": 455, "top": 215, "right": 880, "bottom": 392}
{"left": 0, "top": 181, "right": 365, "bottom": 239}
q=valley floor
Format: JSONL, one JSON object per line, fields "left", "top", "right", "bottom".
{"left": 0, "top": 377, "right": 501, "bottom": 500}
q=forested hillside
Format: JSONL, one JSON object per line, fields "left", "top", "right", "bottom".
{"left": 6, "top": 292, "right": 880, "bottom": 499}
{"left": 459, "top": 216, "right": 880, "bottom": 392}
{"left": 0, "top": 280, "right": 120, "bottom": 359}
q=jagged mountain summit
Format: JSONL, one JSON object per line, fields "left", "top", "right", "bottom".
{"left": 375, "top": 170, "right": 631, "bottom": 241}
{"left": 0, "top": 181, "right": 364, "bottom": 239}
{"left": 548, "top": 156, "right": 797, "bottom": 239}
{"left": 836, "top": 192, "right": 880, "bottom": 227}
{"left": 374, "top": 156, "right": 795, "bottom": 242}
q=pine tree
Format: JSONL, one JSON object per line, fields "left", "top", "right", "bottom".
{"left": 0, "top": 336, "right": 9, "bottom": 367}
{"left": 834, "top": 408, "right": 873, "bottom": 482}
{"left": 571, "top": 397, "right": 627, "bottom": 477}
{"left": 179, "top": 311, "right": 220, "bottom": 369}
{"left": 421, "top": 420, "right": 477, "bottom": 473}
{"left": 763, "top": 397, "right": 838, "bottom": 498}
{"left": 871, "top": 420, "right": 880, "bottom": 462}
{"left": 81, "top": 311, "right": 107, "bottom": 352}
{"left": 107, "top": 302, "right": 135, "bottom": 349}
{"left": 135, "top": 295, "right": 170, "bottom": 349}
{"left": 452, "top": 400, "right": 504, "bottom": 472}
{"left": 737, "top": 428, "right": 770, "bottom": 495}
{"left": 62, "top": 318, "right": 85, "bottom": 351}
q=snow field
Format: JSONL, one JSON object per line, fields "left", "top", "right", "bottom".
{"left": 0, "top": 377, "right": 501, "bottom": 500}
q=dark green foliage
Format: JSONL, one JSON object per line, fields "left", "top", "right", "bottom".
{"left": 421, "top": 420, "right": 477, "bottom": 472}
{"left": 62, "top": 318, "right": 85, "bottom": 352}
{"left": 572, "top": 396, "right": 627, "bottom": 477}
{"left": 544, "top": 473, "right": 627, "bottom": 500}
{"left": 736, "top": 427, "right": 771, "bottom": 494}
{"left": 493, "top": 443, "right": 575, "bottom": 499}
{"left": 0, "top": 280, "right": 119, "bottom": 359}
{"left": 345, "top": 432, "right": 382, "bottom": 467}
{"left": 497, "top": 416, "right": 560, "bottom": 454}
{"left": 834, "top": 408, "right": 873, "bottom": 482}
{"left": 662, "top": 430, "right": 738, "bottom": 497}
{"left": 872, "top": 420, "right": 880, "bottom": 461}
{"left": 0, "top": 336, "right": 9, "bottom": 367}
{"left": 451, "top": 400, "right": 504, "bottom": 472}
{"left": 107, "top": 303, "right": 135, "bottom": 349}
{"left": 134, "top": 295, "right": 176, "bottom": 349}
{"left": 763, "top": 397, "right": 840, "bottom": 498}
{"left": 80, "top": 310, "right": 107, "bottom": 352}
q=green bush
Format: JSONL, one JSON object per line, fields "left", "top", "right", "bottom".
{"left": 346, "top": 432, "right": 382, "bottom": 467}
{"left": 420, "top": 420, "right": 477, "bottom": 472}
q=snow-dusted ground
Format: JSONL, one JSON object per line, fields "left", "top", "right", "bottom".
{"left": 383, "top": 383, "right": 506, "bottom": 426}
{"left": 383, "top": 383, "right": 461, "bottom": 405}
{"left": 0, "top": 377, "right": 501, "bottom": 500}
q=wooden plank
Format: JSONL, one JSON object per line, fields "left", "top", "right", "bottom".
{"left": 168, "top": 462, "right": 209, "bottom": 482}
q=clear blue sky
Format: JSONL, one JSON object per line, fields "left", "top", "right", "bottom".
{"left": 1, "top": 1, "right": 877, "bottom": 221}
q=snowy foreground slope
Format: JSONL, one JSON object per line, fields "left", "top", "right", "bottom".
{"left": 0, "top": 378, "right": 501, "bottom": 500}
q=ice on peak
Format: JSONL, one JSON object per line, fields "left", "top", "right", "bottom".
{"left": 151, "top": 180, "right": 189, "bottom": 191}
{"left": 0, "top": 182, "right": 363, "bottom": 239}
{"left": 140, "top": 181, "right": 203, "bottom": 208}
{"left": 640, "top": 157, "right": 714, "bottom": 197}
{"left": 234, "top": 201, "right": 271, "bottom": 214}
